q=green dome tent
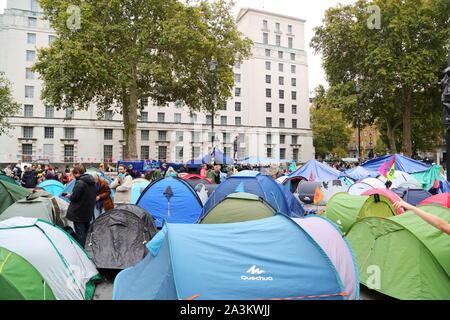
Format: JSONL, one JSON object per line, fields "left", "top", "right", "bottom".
{"left": 325, "top": 193, "right": 396, "bottom": 234}
{"left": 0, "top": 247, "right": 56, "bottom": 300}
{"left": 0, "top": 181, "right": 31, "bottom": 215}
{"left": 199, "top": 192, "right": 276, "bottom": 224}
{"left": 347, "top": 205, "right": 450, "bottom": 300}
{"left": 0, "top": 174, "right": 16, "bottom": 185}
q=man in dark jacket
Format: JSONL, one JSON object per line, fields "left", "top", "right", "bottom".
{"left": 21, "top": 166, "right": 38, "bottom": 188}
{"left": 64, "top": 165, "right": 97, "bottom": 247}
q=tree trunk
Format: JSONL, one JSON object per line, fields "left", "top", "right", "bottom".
{"left": 401, "top": 88, "right": 413, "bottom": 158}
{"left": 386, "top": 120, "right": 398, "bottom": 154}
{"left": 123, "top": 66, "right": 139, "bottom": 160}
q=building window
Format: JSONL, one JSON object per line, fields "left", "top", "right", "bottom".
{"left": 190, "top": 113, "right": 198, "bottom": 124}
{"left": 292, "top": 91, "right": 297, "bottom": 100}
{"left": 267, "top": 148, "right": 272, "bottom": 158}
{"left": 288, "top": 25, "right": 293, "bottom": 33}
{"left": 223, "top": 132, "right": 230, "bottom": 143}
{"left": 176, "top": 131, "right": 184, "bottom": 142}
{"left": 292, "top": 119, "right": 298, "bottom": 128}
{"left": 265, "top": 61, "right": 271, "bottom": 70}
{"left": 263, "top": 33, "right": 268, "bottom": 44}
{"left": 140, "top": 111, "right": 148, "bottom": 122}
{"left": 48, "top": 35, "right": 57, "bottom": 45}
{"left": 141, "top": 97, "right": 149, "bottom": 107}
{"left": 278, "top": 63, "right": 284, "bottom": 72}
{"left": 24, "top": 104, "right": 33, "bottom": 117}
{"left": 45, "top": 106, "right": 54, "bottom": 118}
{"left": 191, "top": 131, "right": 200, "bottom": 143}
{"left": 292, "top": 105, "right": 297, "bottom": 114}
{"left": 265, "top": 49, "right": 271, "bottom": 57}
{"left": 26, "top": 50, "right": 36, "bottom": 62}
{"left": 265, "top": 75, "right": 271, "bottom": 84}
{"left": 266, "top": 88, "right": 271, "bottom": 98}
{"left": 64, "top": 128, "right": 75, "bottom": 139}
{"left": 290, "top": 53, "right": 296, "bottom": 61}
{"left": 235, "top": 102, "right": 241, "bottom": 112}
{"left": 221, "top": 102, "right": 227, "bottom": 111}
{"left": 266, "top": 117, "right": 272, "bottom": 127}
{"left": 266, "top": 103, "right": 272, "bottom": 112}
{"left": 192, "top": 146, "right": 200, "bottom": 159}
{"left": 263, "top": 20, "right": 268, "bottom": 29}
{"left": 235, "top": 74, "right": 241, "bottom": 83}
{"left": 288, "top": 37, "right": 293, "bottom": 48}
{"left": 279, "top": 90, "right": 284, "bottom": 99}
{"left": 141, "top": 146, "right": 150, "bottom": 160}
{"left": 141, "top": 130, "right": 149, "bottom": 141}
{"left": 158, "top": 146, "right": 167, "bottom": 161}
{"left": 44, "top": 127, "right": 54, "bottom": 139}
{"left": 221, "top": 116, "right": 227, "bottom": 125}
{"left": 266, "top": 134, "right": 272, "bottom": 144}
{"left": 63, "top": 145, "right": 74, "bottom": 163}
{"left": 280, "top": 148, "right": 286, "bottom": 159}
{"left": 279, "top": 118, "right": 285, "bottom": 128}
{"left": 27, "top": 33, "right": 36, "bottom": 45}
{"left": 65, "top": 107, "right": 74, "bottom": 119}
{"left": 28, "top": 17, "right": 37, "bottom": 28}
{"left": 235, "top": 117, "right": 242, "bottom": 126}
{"left": 235, "top": 87, "right": 241, "bottom": 97}
{"left": 291, "top": 65, "right": 296, "bottom": 73}
{"left": 235, "top": 61, "right": 241, "bottom": 69}
{"left": 104, "top": 110, "right": 113, "bottom": 120}
{"left": 292, "top": 136, "right": 298, "bottom": 145}
{"left": 22, "top": 144, "right": 33, "bottom": 161}
{"left": 174, "top": 113, "right": 181, "bottom": 123}
{"left": 291, "top": 78, "right": 297, "bottom": 87}
{"left": 158, "top": 131, "right": 167, "bottom": 141}
{"left": 276, "top": 35, "right": 281, "bottom": 46}
{"left": 23, "top": 127, "right": 33, "bottom": 138}
{"left": 279, "top": 104, "right": 285, "bottom": 113}
{"left": 25, "top": 86, "right": 34, "bottom": 98}
{"left": 175, "top": 146, "right": 184, "bottom": 162}
{"left": 278, "top": 51, "right": 283, "bottom": 59}
{"left": 157, "top": 113, "right": 165, "bottom": 123}
{"left": 103, "top": 145, "right": 113, "bottom": 161}
{"left": 275, "top": 23, "right": 281, "bottom": 32}
{"left": 280, "top": 135, "right": 286, "bottom": 144}
{"left": 293, "top": 149, "right": 299, "bottom": 162}
{"left": 279, "top": 76, "right": 284, "bottom": 85}
{"left": 31, "top": 0, "right": 39, "bottom": 11}
{"left": 206, "top": 115, "right": 212, "bottom": 125}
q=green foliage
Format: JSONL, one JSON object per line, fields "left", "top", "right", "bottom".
{"left": 311, "top": 85, "right": 353, "bottom": 159}
{"left": 311, "top": 0, "right": 450, "bottom": 157}
{"left": 0, "top": 72, "right": 20, "bottom": 135}
{"left": 33, "top": 0, "right": 252, "bottom": 158}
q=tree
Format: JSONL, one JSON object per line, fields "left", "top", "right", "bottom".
{"left": 310, "top": 86, "right": 353, "bottom": 159}
{"left": 33, "top": 0, "right": 252, "bottom": 159}
{"left": 311, "top": 0, "right": 450, "bottom": 157}
{"left": 0, "top": 72, "right": 20, "bottom": 135}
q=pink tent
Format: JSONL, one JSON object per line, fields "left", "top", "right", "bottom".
{"left": 419, "top": 193, "right": 450, "bottom": 208}
{"left": 361, "top": 188, "right": 404, "bottom": 214}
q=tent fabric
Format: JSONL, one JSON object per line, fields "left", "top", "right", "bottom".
{"left": 391, "top": 188, "right": 432, "bottom": 206}
{"left": 361, "top": 154, "right": 430, "bottom": 174}
{"left": 411, "top": 165, "right": 445, "bottom": 190}
{"left": 293, "top": 215, "right": 359, "bottom": 300}
{"left": 182, "top": 174, "right": 213, "bottom": 184}
{"left": 37, "top": 180, "right": 65, "bottom": 197}
{"left": 187, "top": 149, "right": 235, "bottom": 165}
{"left": 319, "top": 180, "right": 349, "bottom": 205}
{"left": 287, "top": 160, "right": 341, "bottom": 182}
{"left": 437, "top": 180, "right": 450, "bottom": 194}
{"left": 137, "top": 177, "right": 203, "bottom": 228}
{"left": 113, "top": 214, "right": 352, "bottom": 300}
{"left": 0, "top": 247, "right": 56, "bottom": 300}
{"left": 347, "top": 206, "right": 450, "bottom": 299}
{"left": 199, "top": 192, "right": 276, "bottom": 224}
{"left": 419, "top": 193, "right": 450, "bottom": 208}
{"left": 325, "top": 193, "right": 396, "bottom": 233}
{"left": 85, "top": 205, "right": 158, "bottom": 269}
{"left": 295, "top": 180, "right": 350, "bottom": 206}
{"left": 0, "top": 174, "right": 16, "bottom": 185}
{"left": 348, "top": 177, "right": 386, "bottom": 195}
{"left": 0, "top": 181, "right": 31, "bottom": 215}
{"left": 131, "top": 179, "right": 150, "bottom": 204}
{"left": 340, "top": 166, "right": 380, "bottom": 181}
{"left": 0, "top": 217, "right": 100, "bottom": 300}
{"left": 377, "top": 171, "right": 422, "bottom": 189}
{"left": 202, "top": 171, "right": 304, "bottom": 219}
{"left": 296, "top": 181, "right": 322, "bottom": 204}
{"left": 361, "top": 188, "right": 404, "bottom": 214}
{"left": 237, "top": 156, "right": 290, "bottom": 166}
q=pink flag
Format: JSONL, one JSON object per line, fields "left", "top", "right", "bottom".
{"left": 379, "top": 161, "right": 388, "bottom": 178}
{"left": 433, "top": 179, "right": 440, "bottom": 189}
{"left": 309, "top": 171, "right": 314, "bottom": 181}
{"left": 388, "top": 155, "right": 396, "bottom": 169}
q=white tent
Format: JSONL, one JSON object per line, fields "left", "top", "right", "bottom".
{"left": 377, "top": 171, "right": 422, "bottom": 189}
{"left": 0, "top": 217, "right": 100, "bottom": 300}
{"left": 348, "top": 177, "right": 386, "bottom": 195}
{"left": 276, "top": 176, "right": 288, "bottom": 184}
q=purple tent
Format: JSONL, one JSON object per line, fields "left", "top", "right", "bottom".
{"left": 293, "top": 215, "right": 359, "bottom": 300}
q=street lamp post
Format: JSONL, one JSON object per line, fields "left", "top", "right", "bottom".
{"left": 440, "top": 50, "right": 450, "bottom": 181}
{"left": 355, "top": 84, "right": 362, "bottom": 161}
{"left": 208, "top": 58, "right": 218, "bottom": 165}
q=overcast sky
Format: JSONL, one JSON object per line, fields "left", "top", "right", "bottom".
{"left": 0, "top": 0, "right": 357, "bottom": 96}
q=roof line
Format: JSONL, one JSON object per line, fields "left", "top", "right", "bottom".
{"left": 237, "top": 7, "right": 306, "bottom": 24}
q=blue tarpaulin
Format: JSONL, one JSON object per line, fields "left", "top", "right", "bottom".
{"left": 238, "top": 156, "right": 292, "bottom": 166}
{"left": 288, "top": 160, "right": 341, "bottom": 182}
{"left": 361, "top": 154, "right": 430, "bottom": 174}
{"left": 340, "top": 166, "right": 380, "bottom": 181}
{"left": 187, "top": 149, "right": 235, "bottom": 165}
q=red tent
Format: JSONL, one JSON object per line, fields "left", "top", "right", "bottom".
{"left": 362, "top": 188, "right": 404, "bottom": 214}
{"left": 181, "top": 174, "right": 213, "bottom": 184}
{"left": 419, "top": 193, "right": 450, "bottom": 208}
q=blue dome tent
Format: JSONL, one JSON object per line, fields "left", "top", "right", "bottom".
{"left": 361, "top": 154, "right": 430, "bottom": 174}
{"left": 113, "top": 214, "right": 358, "bottom": 300}
{"left": 201, "top": 171, "right": 304, "bottom": 218}
{"left": 136, "top": 177, "right": 203, "bottom": 228}
{"left": 340, "top": 166, "right": 380, "bottom": 182}
{"left": 37, "top": 180, "right": 65, "bottom": 197}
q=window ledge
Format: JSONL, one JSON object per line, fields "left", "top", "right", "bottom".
{"left": 18, "top": 138, "right": 37, "bottom": 141}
